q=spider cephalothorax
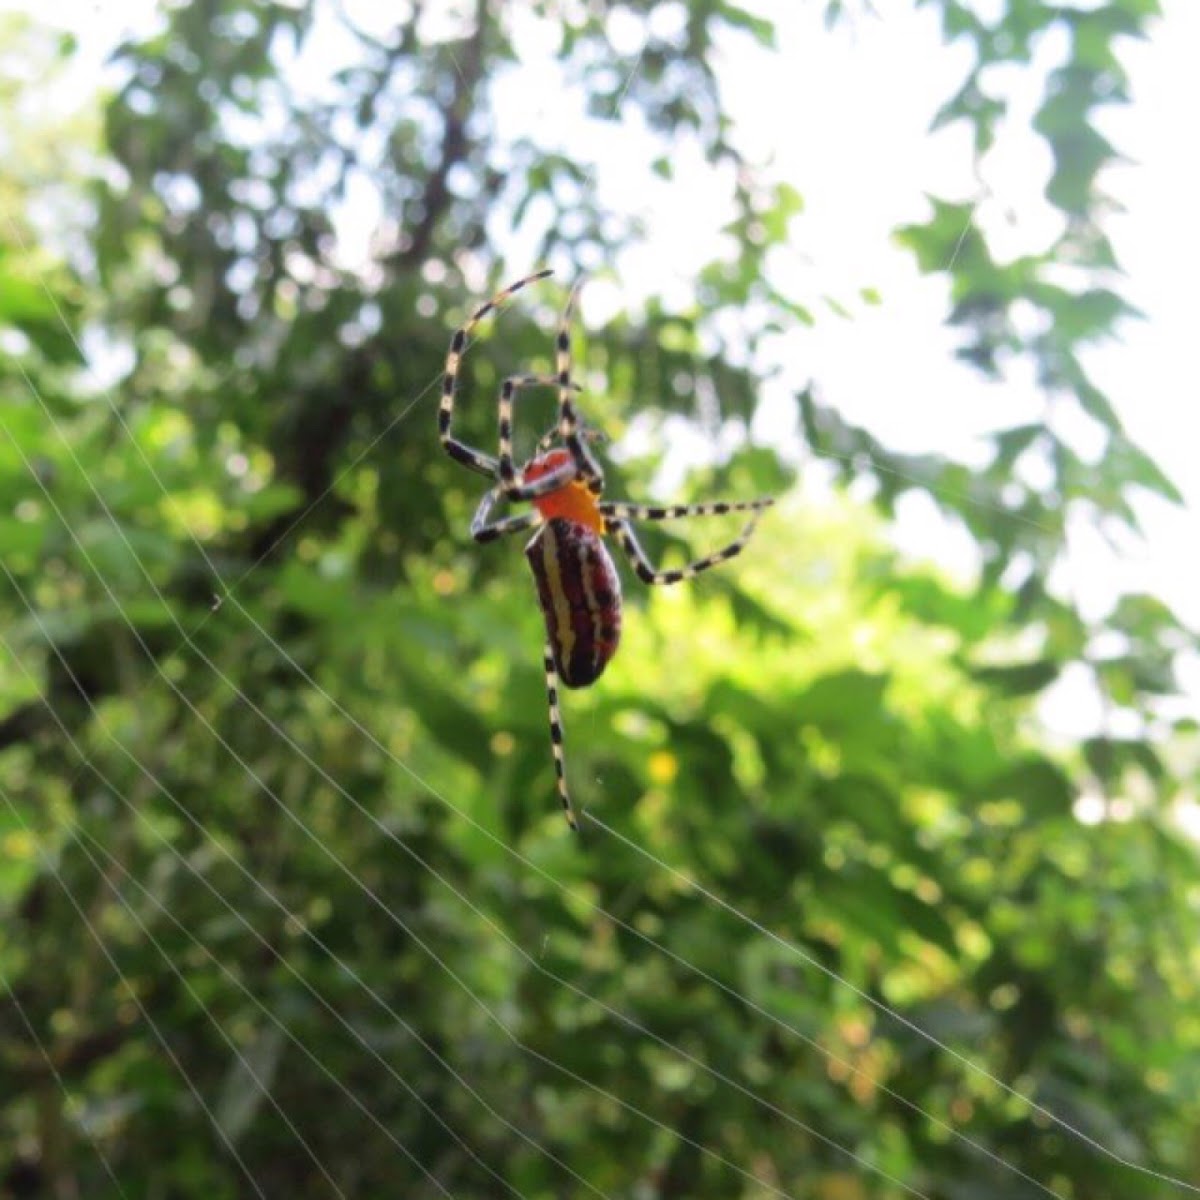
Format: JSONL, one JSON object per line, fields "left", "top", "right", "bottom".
{"left": 440, "top": 270, "right": 773, "bottom": 830}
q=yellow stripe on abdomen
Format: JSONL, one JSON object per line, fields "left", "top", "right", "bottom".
{"left": 540, "top": 523, "right": 577, "bottom": 669}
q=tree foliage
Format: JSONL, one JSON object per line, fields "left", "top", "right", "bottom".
{"left": 1, "top": 2, "right": 1197, "bottom": 1198}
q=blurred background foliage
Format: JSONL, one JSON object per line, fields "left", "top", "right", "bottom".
{"left": 1, "top": 0, "right": 1198, "bottom": 1197}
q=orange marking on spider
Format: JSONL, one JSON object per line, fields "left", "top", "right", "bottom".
{"left": 525, "top": 450, "right": 605, "bottom": 534}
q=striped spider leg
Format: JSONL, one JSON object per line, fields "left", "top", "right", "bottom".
{"left": 439, "top": 269, "right": 600, "bottom": 499}
{"left": 542, "top": 642, "right": 575, "bottom": 831}
{"left": 533, "top": 422, "right": 607, "bottom": 456}
{"left": 554, "top": 276, "right": 605, "bottom": 494}
{"left": 469, "top": 484, "right": 541, "bottom": 544}
{"left": 439, "top": 268, "right": 552, "bottom": 478}
{"left": 600, "top": 497, "right": 775, "bottom": 585}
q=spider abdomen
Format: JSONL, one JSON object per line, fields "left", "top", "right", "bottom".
{"left": 526, "top": 518, "right": 622, "bottom": 689}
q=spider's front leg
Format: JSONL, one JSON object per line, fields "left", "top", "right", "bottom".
{"left": 495, "top": 373, "right": 585, "bottom": 495}
{"left": 554, "top": 277, "right": 605, "bottom": 494}
{"left": 439, "top": 269, "right": 553, "bottom": 479}
{"left": 533, "top": 423, "right": 607, "bottom": 456}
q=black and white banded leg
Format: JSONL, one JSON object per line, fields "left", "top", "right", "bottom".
{"left": 599, "top": 497, "right": 774, "bottom": 523}
{"left": 496, "top": 373, "right": 582, "bottom": 490}
{"left": 543, "top": 643, "right": 578, "bottom": 831}
{"left": 555, "top": 277, "right": 605, "bottom": 493}
{"left": 533, "top": 422, "right": 607, "bottom": 456}
{"left": 439, "top": 268, "right": 554, "bottom": 478}
{"left": 469, "top": 487, "right": 543, "bottom": 544}
{"left": 607, "top": 508, "right": 769, "bottom": 585}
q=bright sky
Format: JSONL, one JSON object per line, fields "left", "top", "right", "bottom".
{"left": 494, "top": 0, "right": 1200, "bottom": 728}
{"left": 731, "top": 1, "right": 1200, "bottom": 726}
{"left": 18, "top": 0, "right": 1200, "bottom": 724}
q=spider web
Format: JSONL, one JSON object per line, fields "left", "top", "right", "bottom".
{"left": 1, "top": 7, "right": 1195, "bottom": 1200}
{"left": 1, "top": 293, "right": 1179, "bottom": 1199}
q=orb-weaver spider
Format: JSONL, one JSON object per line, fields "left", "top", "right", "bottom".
{"left": 440, "top": 270, "right": 774, "bottom": 830}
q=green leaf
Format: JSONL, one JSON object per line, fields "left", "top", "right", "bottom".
{"left": 967, "top": 658, "right": 1061, "bottom": 695}
{"left": 715, "top": 3, "right": 777, "bottom": 49}
{"left": 1083, "top": 735, "right": 1164, "bottom": 784}
{"left": 1107, "top": 432, "right": 1185, "bottom": 504}
{"left": 896, "top": 198, "right": 986, "bottom": 275}
{"left": 980, "top": 757, "right": 1074, "bottom": 813}
{"left": 793, "top": 670, "right": 888, "bottom": 725}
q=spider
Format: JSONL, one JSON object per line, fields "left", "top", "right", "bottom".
{"left": 440, "top": 269, "right": 774, "bottom": 831}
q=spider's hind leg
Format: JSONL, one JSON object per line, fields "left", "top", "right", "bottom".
{"left": 605, "top": 504, "right": 771, "bottom": 585}
{"left": 599, "top": 498, "right": 774, "bottom": 523}
{"left": 543, "top": 643, "right": 579, "bottom": 831}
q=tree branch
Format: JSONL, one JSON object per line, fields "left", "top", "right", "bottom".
{"left": 395, "top": 0, "right": 488, "bottom": 269}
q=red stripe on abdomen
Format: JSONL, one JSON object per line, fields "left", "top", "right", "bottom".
{"left": 526, "top": 519, "right": 622, "bottom": 689}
